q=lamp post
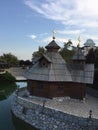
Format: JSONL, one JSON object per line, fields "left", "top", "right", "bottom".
{"left": 89, "top": 110, "right": 92, "bottom": 119}
{"left": 42, "top": 99, "right": 46, "bottom": 113}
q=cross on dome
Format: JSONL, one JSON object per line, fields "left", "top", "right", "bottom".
{"left": 52, "top": 29, "right": 56, "bottom": 40}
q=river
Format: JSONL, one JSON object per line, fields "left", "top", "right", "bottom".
{"left": 0, "top": 82, "right": 38, "bottom": 130}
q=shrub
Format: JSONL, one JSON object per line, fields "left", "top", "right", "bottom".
{"left": 93, "top": 69, "right": 98, "bottom": 90}
{"left": 0, "top": 72, "right": 16, "bottom": 83}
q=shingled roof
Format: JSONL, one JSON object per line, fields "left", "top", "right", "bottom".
{"left": 25, "top": 39, "right": 94, "bottom": 84}
{"left": 84, "top": 39, "right": 95, "bottom": 47}
{"left": 45, "top": 40, "right": 60, "bottom": 50}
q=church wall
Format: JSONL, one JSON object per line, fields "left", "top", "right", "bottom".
{"left": 27, "top": 80, "right": 86, "bottom": 100}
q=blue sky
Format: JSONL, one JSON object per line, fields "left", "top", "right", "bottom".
{"left": 0, "top": 0, "right": 98, "bottom": 60}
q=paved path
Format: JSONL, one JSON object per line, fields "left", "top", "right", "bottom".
{"left": 6, "top": 67, "right": 27, "bottom": 81}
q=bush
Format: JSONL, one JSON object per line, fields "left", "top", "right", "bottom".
{"left": 0, "top": 72, "right": 16, "bottom": 83}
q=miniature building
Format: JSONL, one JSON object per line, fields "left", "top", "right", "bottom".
{"left": 25, "top": 37, "right": 94, "bottom": 100}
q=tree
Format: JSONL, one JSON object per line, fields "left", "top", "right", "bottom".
{"left": 24, "top": 60, "right": 32, "bottom": 66}
{"left": 94, "top": 49, "right": 98, "bottom": 68}
{"left": 86, "top": 48, "right": 95, "bottom": 64}
{"left": 0, "top": 53, "right": 19, "bottom": 67}
{"left": 32, "top": 46, "right": 46, "bottom": 58}
{"left": 59, "top": 40, "right": 75, "bottom": 62}
{"left": 19, "top": 60, "right": 25, "bottom": 66}
{"left": 93, "top": 69, "right": 98, "bottom": 90}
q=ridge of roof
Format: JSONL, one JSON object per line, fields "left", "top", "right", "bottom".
{"left": 40, "top": 54, "right": 52, "bottom": 62}
{"left": 45, "top": 40, "right": 60, "bottom": 49}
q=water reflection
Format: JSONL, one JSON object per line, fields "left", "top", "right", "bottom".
{"left": 16, "top": 82, "right": 27, "bottom": 88}
{"left": 0, "top": 93, "right": 6, "bottom": 100}
{"left": 0, "top": 83, "right": 17, "bottom": 101}
{"left": 0, "top": 82, "right": 38, "bottom": 130}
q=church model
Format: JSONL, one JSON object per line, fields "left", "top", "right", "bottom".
{"left": 25, "top": 35, "right": 94, "bottom": 100}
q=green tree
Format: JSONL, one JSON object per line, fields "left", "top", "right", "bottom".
{"left": 0, "top": 71, "right": 16, "bottom": 83}
{"left": 59, "top": 40, "right": 75, "bottom": 62}
{"left": 86, "top": 48, "right": 95, "bottom": 64}
{"left": 32, "top": 46, "right": 45, "bottom": 58}
{"left": 94, "top": 49, "right": 98, "bottom": 68}
{"left": 0, "top": 53, "right": 19, "bottom": 67}
{"left": 93, "top": 69, "right": 98, "bottom": 90}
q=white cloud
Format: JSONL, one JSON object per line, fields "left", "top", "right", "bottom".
{"left": 76, "top": 0, "right": 98, "bottom": 17}
{"left": 28, "top": 34, "right": 37, "bottom": 39}
{"left": 43, "top": 36, "right": 67, "bottom": 43}
{"left": 83, "top": 34, "right": 98, "bottom": 41}
{"left": 24, "top": 0, "right": 98, "bottom": 46}
{"left": 57, "top": 29, "right": 85, "bottom": 35}
{"left": 42, "top": 36, "right": 52, "bottom": 43}
{"left": 24, "top": 0, "right": 98, "bottom": 28}
{"left": 42, "top": 36, "right": 81, "bottom": 48}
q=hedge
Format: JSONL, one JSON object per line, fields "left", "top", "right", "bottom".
{"left": 0, "top": 72, "right": 16, "bottom": 83}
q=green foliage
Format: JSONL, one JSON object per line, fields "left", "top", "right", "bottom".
{"left": 93, "top": 69, "right": 98, "bottom": 90}
{"left": 0, "top": 72, "right": 16, "bottom": 83}
{"left": 32, "top": 46, "right": 46, "bottom": 58}
{"left": 86, "top": 48, "right": 95, "bottom": 63}
{"left": 0, "top": 53, "right": 19, "bottom": 67}
{"left": 59, "top": 40, "right": 75, "bottom": 62}
{"left": 94, "top": 49, "right": 98, "bottom": 68}
{"left": 32, "top": 41, "right": 75, "bottom": 62}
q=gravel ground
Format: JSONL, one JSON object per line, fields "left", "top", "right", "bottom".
{"left": 46, "top": 94, "right": 98, "bottom": 119}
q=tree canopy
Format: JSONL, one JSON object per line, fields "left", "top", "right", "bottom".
{"left": 0, "top": 53, "right": 19, "bottom": 67}
{"left": 86, "top": 48, "right": 95, "bottom": 64}
{"left": 94, "top": 49, "right": 98, "bottom": 68}
{"left": 59, "top": 40, "right": 75, "bottom": 62}
{"left": 32, "top": 41, "right": 75, "bottom": 63}
{"left": 32, "top": 46, "right": 46, "bottom": 59}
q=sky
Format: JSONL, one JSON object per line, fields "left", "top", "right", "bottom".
{"left": 0, "top": 0, "right": 98, "bottom": 60}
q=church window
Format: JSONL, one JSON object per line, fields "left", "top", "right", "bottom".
{"left": 41, "top": 59, "right": 48, "bottom": 67}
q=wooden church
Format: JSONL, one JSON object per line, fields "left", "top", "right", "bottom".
{"left": 25, "top": 35, "right": 94, "bottom": 100}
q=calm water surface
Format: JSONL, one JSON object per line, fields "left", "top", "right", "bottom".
{"left": 0, "top": 82, "right": 38, "bottom": 130}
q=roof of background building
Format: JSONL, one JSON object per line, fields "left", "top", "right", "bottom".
{"left": 84, "top": 39, "right": 95, "bottom": 46}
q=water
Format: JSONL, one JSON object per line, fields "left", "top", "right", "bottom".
{"left": 0, "top": 82, "right": 38, "bottom": 130}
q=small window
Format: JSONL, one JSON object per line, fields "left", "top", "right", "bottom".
{"left": 42, "top": 62, "right": 46, "bottom": 66}
{"left": 40, "top": 59, "right": 48, "bottom": 67}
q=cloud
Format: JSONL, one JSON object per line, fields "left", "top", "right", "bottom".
{"left": 83, "top": 34, "right": 98, "bottom": 41}
{"left": 24, "top": 0, "right": 98, "bottom": 45}
{"left": 24, "top": 0, "right": 74, "bottom": 21}
{"left": 24, "top": 0, "right": 98, "bottom": 28}
{"left": 42, "top": 36, "right": 67, "bottom": 46}
{"left": 57, "top": 29, "right": 85, "bottom": 35}
{"left": 28, "top": 34, "right": 37, "bottom": 39}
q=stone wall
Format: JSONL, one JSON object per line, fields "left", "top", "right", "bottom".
{"left": 12, "top": 95, "right": 98, "bottom": 130}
